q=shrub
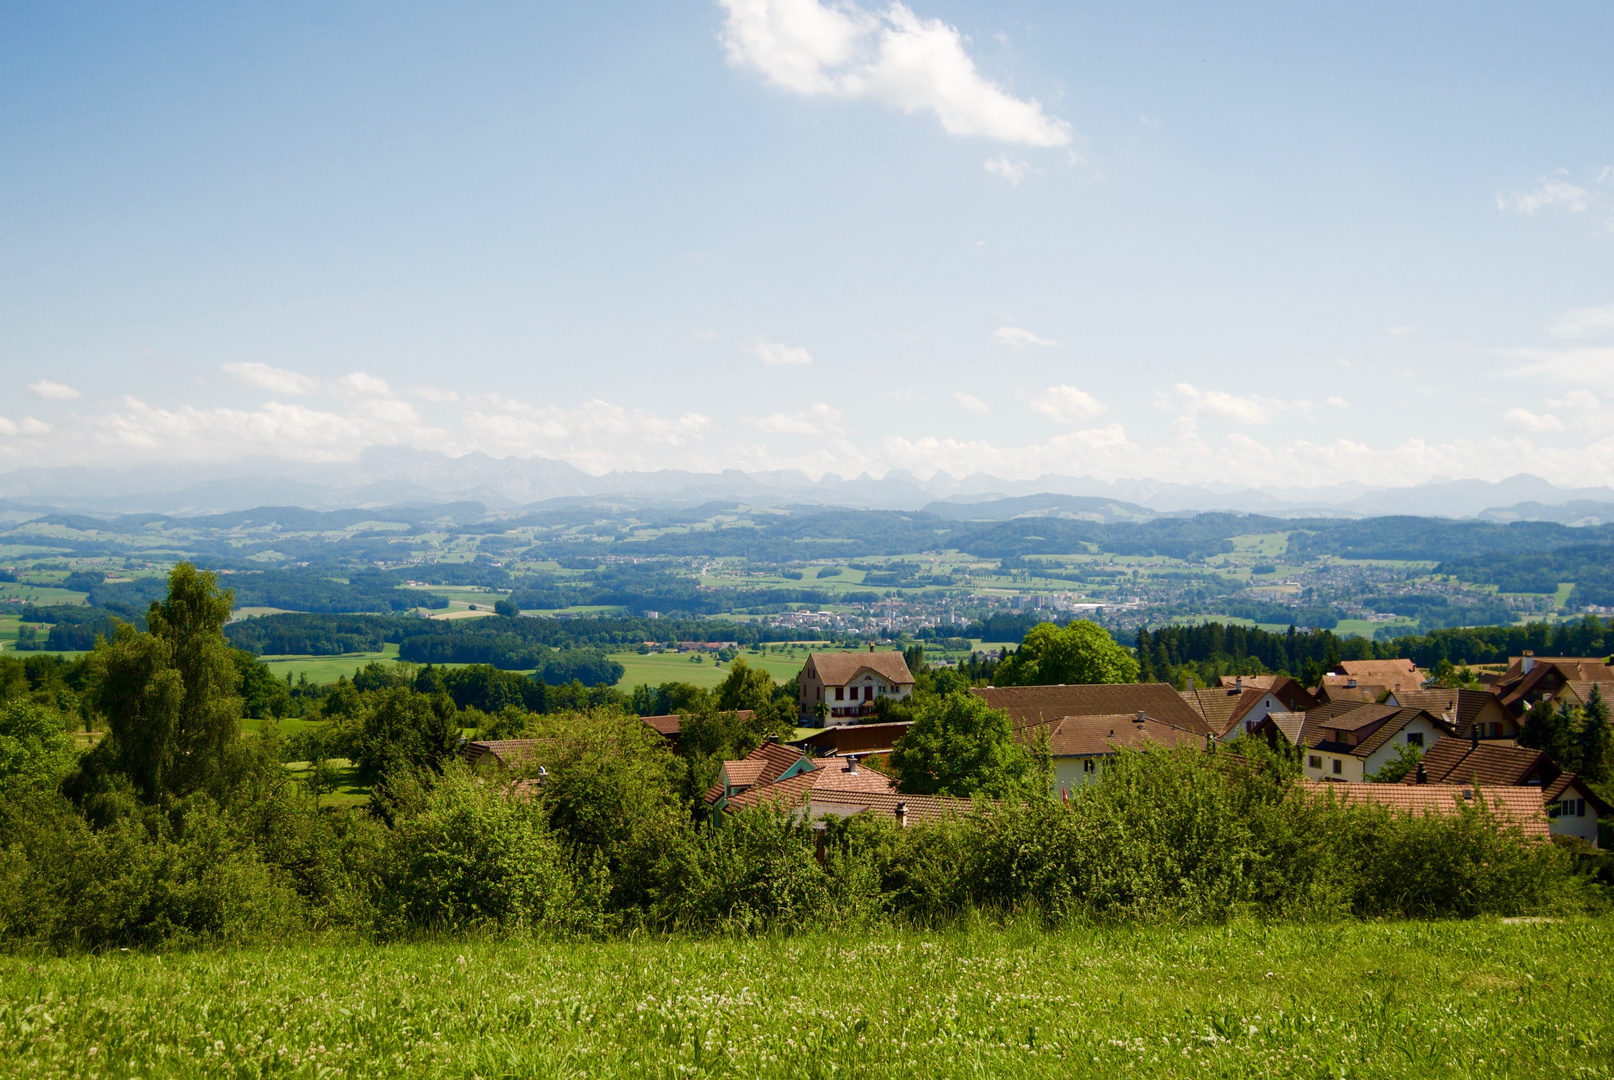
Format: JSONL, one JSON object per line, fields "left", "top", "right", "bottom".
{"left": 380, "top": 766, "right": 588, "bottom": 935}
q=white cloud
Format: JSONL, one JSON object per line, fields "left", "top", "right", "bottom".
{"left": 990, "top": 326, "right": 1057, "bottom": 348}
{"left": 28, "top": 380, "right": 81, "bottom": 401}
{"left": 1498, "top": 177, "right": 1591, "bottom": 215}
{"left": 749, "top": 402, "right": 845, "bottom": 435}
{"left": 221, "top": 362, "right": 318, "bottom": 396}
{"left": 461, "top": 397, "right": 713, "bottom": 472}
{"left": 1503, "top": 408, "right": 1565, "bottom": 433}
{"left": 338, "top": 371, "right": 393, "bottom": 397}
{"left": 953, "top": 391, "right": 991, "bottom": 414}
{"left": 0, "top": 417, "right": 14, "bottom": 437}
{"left": 1028, "top": 384, "right": 1104, "bottom": 423}
{"left": 747, "top": 336, "right": 814, "bottom": 365}
{"left": 1549, "top": 389, "right": 1600, "bottom": 411}
{"left": 718, "top": 0, "right": 1071, "bottom": 146}
{"left": 1548, "top": 303, "right": 1614, "bottom": 341}
{"left": 19, "top": 418, "right": 51, "bottom": 435}
{"left": 1163, "top": 383, "right": 1288, "bottom": 424}
{"left": 411, "top": 385, "right": 462, "bottom": 403}
{"left": 983, "top": 156, "right": 1029, "bottom": 184}
{"left": 1326, "top": 396, "right": 1349, "bottom": 408}
{"left": 1506, "top": 345, "right": 1614, "bottom": 388}
{"left": 1385, "top": 325, "right": 1415, "bottom": 336}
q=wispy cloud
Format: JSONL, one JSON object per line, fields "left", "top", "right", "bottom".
{"left": 983, "top": 156, "right": 1029, "bottom": 184}
{"left": 1028, "top": 384, "right": 1104, "bottom": 423}
{"left": 1503, "top": 407, "right": 1565, "bottom": 433}
{"left": 718, "top": 0, "right": 1071, "bottom": 146}
{"left": 1548, "top": 303, "right": 1614, "bottom": 341}
{"left": 953, "top": 391, "right": 991, "bottom": 414}
{"left": 28, "top": 380, "right": 81, "bottom": 401}
{"left": 222, "top": 362, "right": 318, "bottom": 396}
{"left": 1385, "top": 325, "right": 1415, "bottom": 337}
{"left": 1497, "top": 177, "right": 1591, "bottom": 215}
{"left": 749, "top": 402, "right": 845, "bottom": 435}
{"left": 991, "top": 326, "right": 1057, "bottom": 347}
{"left": 747, "top": 336, "right": 814, "bottom": 365}
{"left": 1162, "top": 383, "right": 1291, "bottom": 424}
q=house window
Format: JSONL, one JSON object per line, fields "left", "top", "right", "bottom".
{"left": 1331, "top": 759, "right": 1342, "bottom": 775}
{"left": 1308, "top": 755, "right": 1322, "bottom": 769}
{"left": 864, "top": 686, "right": 873, "bottom": 701}
{"left": 1562, "top": 798, "right": 1585, "bottom": 818}
{"left": 1082, "top": 759, "right": 1096, "bottom": 773}
{"left": 1406, "top": 732, "right": 1424, "bottom": 747}
{"left": 834, "top": 687, "right": 844, "bottom": 701}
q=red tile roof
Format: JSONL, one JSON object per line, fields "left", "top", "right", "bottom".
{"left": 1302, "top": 781, "right": 1549, "bottom": 840}
{"left": 1028, "top": 713, "right": 1206, "bottom": 756}
{"left": 1406, "top": 739, "right": 1556, "bottom": 788}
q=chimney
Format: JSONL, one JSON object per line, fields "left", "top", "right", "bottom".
{"left": 1135, "top": 710, "right": 1146, "bottom": 725}
{"left": 1186, "top": 676, "right": 1194, "bottom": 691}
{"left": 1415, "top": 761, "right": 1427, "bottom": 784}
{"left": 894, "top": 802, "right": 908, "bottom": 828}
{"left": 1521, "top": 652, "right": 1535, "bottom": 675}
{"left": 845, "top": 754, "right": 859, "bottom": 775}
{"left": 1235, "top": 676, "right": 1243, "bottom": 692}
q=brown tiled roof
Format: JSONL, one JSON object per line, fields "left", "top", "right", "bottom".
{"left": 723, "top": 757, "right": 900, "bottom": 812}
{"left": 703, "top": 740, "right": 811, "bottom": 805}
{"left": 1390, "top": 688, "right": 1501, "bottom": 737}
{"left": 804, "top": 650, "right": 915, "bottom": 687}
{"left": 1497, "top": 659, "right": 1614, "bottom": 712}
{"left": 1302, "top": 781, "right": 1549, "bottom": 840}
{"left": 1542, "top": 773, "right": 1613, "bottom": 815}
{"left": 1335, "top": 659, "right": 1425, "bottom": 681}
{"left": 1500, "top": 656, "right": 1614, "bottom": 683}
{"left": 1264, "top": 713, "right": 1306, "bottom": 746}
{"left": 1356, "top": 708, "right": 1451, "bottom": 760}
{"left": 972, "top": 683, "right": 1213, "bottom": 737}
{"left": 642, "top": 709, "right": 755, "bottom": 739}
{"left": 462, "top": 739, "right": 547, "bottom": 769}
{"left": 1561, "top": 681, "right": 1614, "bottom": 707}
{"left": 1030, "top": 713, "right": 1206, "bottom": 756}
{"left": 1407, "top": 739, "right": 1556, "bottom": 787}
{"left": 1316, "top": 680, "right": 1388, "bottom": 704}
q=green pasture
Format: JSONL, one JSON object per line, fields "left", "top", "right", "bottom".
{"left": 611, "top": 649, "right": 806, "bottom": 690}
{"left": 4, "top": 918, "right": 1609, "bottom": 1079}
{"left": 257, "top": 643, "right": 403, "bottom": 685}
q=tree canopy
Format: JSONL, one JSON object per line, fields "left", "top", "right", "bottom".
{"left": 887, "top": 692, "right": 1034, "bottom": 798}
{"left": 993, "top": 620, "right": 1140, "bottom": 687}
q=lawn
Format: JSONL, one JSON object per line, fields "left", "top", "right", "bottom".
{"left": 2, "top": 918, "right": 1608, "bottom": 1078}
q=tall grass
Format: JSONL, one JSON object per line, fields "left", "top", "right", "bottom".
{"left": 1, "top": 919, "right": 1609, "bottom": 1078}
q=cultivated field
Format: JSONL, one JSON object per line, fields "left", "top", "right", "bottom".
{"left": 3, "top": 919, "right": 1608, "bottom": 1079}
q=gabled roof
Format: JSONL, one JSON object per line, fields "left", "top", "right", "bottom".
{"left": 1499, "top": 656, "right": 1614, "bottom": 683}
{"left": 1406, "top": 738, "right": 1557, "bottom": 788}
{"left": 1029, "top": 713, "right": 1206, "bottom": 757}
{"left": 1180, "top": 684, "right": 1294, "bottom": 738}
{"left": 804, "top": 650, "right": 915, "bottom": 687}
{"left": 1302, "top": 781, "right": 1549, "bottom": 840}
{"left": 1497, "top": 659, "right": 1614, "bottom": 712}
{"left": 1388, "top": 688, "right": 1501, "bottom": 737}
{"left": 1559, "top": 681, "right": 1614, "bottom": 708}
{"left": 972, "top": 683, "right": 1214, "bottom": 737}
{"left": 641, "top": 709, "right": 755, "bottom": 740}
{"left": 703, "top": 740, "right": 811, "bottom": 805}
{"left": 1309, "top": 706, "right": 1452, "bottom": 760}
{"left": 1543, "top": 772, "right": 1613, "bottom": 816}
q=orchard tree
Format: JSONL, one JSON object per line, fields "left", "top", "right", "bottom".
{"left": 992, "top": 620, "right": 1141, "bottom": 687}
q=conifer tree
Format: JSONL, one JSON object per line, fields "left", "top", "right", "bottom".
{"left": 1576, "top": 683, "right": 1612, "bottom": 784}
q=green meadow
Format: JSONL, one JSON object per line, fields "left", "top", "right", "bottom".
{"left": 3, "top": 918, "right": 1608, "bottom": 1079}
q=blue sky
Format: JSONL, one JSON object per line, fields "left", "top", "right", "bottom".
{"left": 2, "top": 1, "right": 1611, "bottom": 487}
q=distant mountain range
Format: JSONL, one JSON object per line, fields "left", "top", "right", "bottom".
{"left": 3, "top": 449, "right": 1614, "bottom": 524}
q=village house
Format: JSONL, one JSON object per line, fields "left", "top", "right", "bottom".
{"left": 797, "top": 648, "right": 915, "bottom": 723}
{"left": 971, "top": 682, "right": 1216, "bottom": 738}
{"left": 723, "top": 754, "right": 971, "bottom": 829}
{"left": 1031, "top": 711, "right": 1206, "bottom": 792}
{"left": 1387, "top": 687, "right": 1517, "bottom": 740}
{"left": 1491, "top": 653, "right": 1614, "bottom": 718}
{"left": 1290, "top": 704, "right": 1454, "bottom": 782}
{"left": 1181, "top": 675, "right": 1318, "bottom": 742}
{"left": 703, "top": 738, "right": 816, "bottom": 816}
{"left": 1404, "top": 733, "right": 1610, "bottom": 847}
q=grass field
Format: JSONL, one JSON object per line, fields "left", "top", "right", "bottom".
{"left": 611, "top": 649, "right": 808, "bottom": 689}
{"left": 257, "top": 643, "right": 402, "bottom": 684}
{"left": 2, "top": 918, "right": 1608, "bottom": 1079}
